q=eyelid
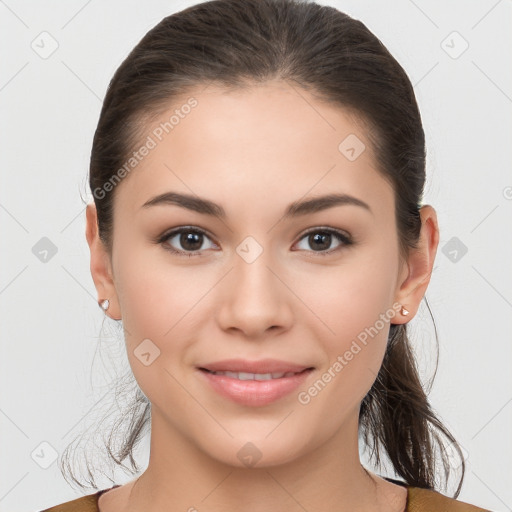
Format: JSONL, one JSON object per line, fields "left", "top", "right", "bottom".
{"left": 298, "top": 226, "right": 352, "bottom": 243}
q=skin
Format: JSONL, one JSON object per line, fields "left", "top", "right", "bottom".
{"left": 86, "top": 79, "right": 439, "bottom": 512}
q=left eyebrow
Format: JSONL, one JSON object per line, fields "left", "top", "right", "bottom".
{"left": 140, "top": 191, "right": 373, "bottom": 219}
{"left": 283, "top": 193, "right": 373, "bottom": 218}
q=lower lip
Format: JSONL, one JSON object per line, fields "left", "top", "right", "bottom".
{"left": 199, "top": 368, "right": 313, "bottom": 407}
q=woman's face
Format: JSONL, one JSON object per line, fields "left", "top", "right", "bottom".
{"left": 94, "top": 80, "right": 414, "bottom": 468}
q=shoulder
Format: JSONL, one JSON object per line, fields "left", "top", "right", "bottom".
{"left": 407, "top": 486, "right": 491, "bottom": 512}
{"left": 38, "top": 489, "right": 104, "bottom": 512}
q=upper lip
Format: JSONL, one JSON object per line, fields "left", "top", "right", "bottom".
{"left": 199, "top": 358, "right": 313, "bottom": 374}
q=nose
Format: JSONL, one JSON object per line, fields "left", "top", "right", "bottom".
{"left": 216, "top": 252, "right": 294, "bottom": 339}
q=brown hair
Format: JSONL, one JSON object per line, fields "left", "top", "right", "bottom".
{"left": 63, "top": 0, "right": 466, "bottom": 496}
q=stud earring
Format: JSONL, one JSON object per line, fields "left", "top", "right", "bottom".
{"left": 400, "top": 305, "right": 409, "bottom": 316}
{"left": 99, "top": 299, "right": 110, "bottom": 311}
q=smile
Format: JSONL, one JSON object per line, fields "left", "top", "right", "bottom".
{"left": 198, "top": 365, "right": 314, "bottom": 406}
{"left": 203, "top": 370, "right": 298, "bottom": 380}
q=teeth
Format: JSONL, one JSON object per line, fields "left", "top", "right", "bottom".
{"left": 255, "top": 373, "right": 273, "bottom": 381}
{"left": 210, "top": 371, "right": 297, "bottom": 380}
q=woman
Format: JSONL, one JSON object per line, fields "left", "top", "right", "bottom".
{"left": 41, "top": 0, "right": 490, "bottom": 510}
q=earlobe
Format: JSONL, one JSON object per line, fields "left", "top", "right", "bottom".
{"left": 85, "top": 203, "right": 121, "bottom": 320}
{"left": 393, "top": 205, "right": 439, "bottom": 324}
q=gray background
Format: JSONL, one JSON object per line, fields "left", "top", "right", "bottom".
{"left": 1, "top": 0, "right": 511, "bottom": 511}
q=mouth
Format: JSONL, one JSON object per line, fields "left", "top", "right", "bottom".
{"left": 199, "top": 368, "right": 310, "bottom": 380}
{"left": 197, "top": 360, "right": 314, "bottom": 406}
{"left": 198, "top": 358, "right": 313, "bottom": 375}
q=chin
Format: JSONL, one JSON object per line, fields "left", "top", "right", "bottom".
{"left": 201, "top": 433, "right": 310, "bottom": 470}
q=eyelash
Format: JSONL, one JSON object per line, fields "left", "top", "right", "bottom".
{"left": 156, "top": 226, "right": 354, "bottom": 258}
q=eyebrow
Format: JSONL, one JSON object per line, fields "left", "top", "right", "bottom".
{"left": 141, "top": 191, "right": 372, "bottom": 218}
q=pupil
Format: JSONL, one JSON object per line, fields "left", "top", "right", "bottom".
{"left": 310, "top": 232, "right": 330, "bottom": 251}
{"left": 181, "top": 232, "right": 202, "bottom": 251}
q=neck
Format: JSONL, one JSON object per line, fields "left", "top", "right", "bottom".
{"left": 119, "top": 408, "right": 405, "bottom": 512}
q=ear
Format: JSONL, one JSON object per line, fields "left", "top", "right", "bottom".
{"left": 85, "top": 203, "right": 121, "bottom": 320}
{"left": 393, "top": 205, "right": 439, "bottom": 324}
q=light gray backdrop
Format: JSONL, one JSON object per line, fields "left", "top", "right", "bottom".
{"left": 1, "top": 1, "right": 511, "bottom": 511}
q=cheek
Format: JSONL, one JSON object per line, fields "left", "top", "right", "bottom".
{"left": 298, "top": 246, "right": 398, "bottom": 348}
{"left": 114, "top": 239, "right": 207, "bottom": 335}
{"left": 113, "top": 249, "right": 234, "bottom": 406}
{"left": 294, "top": 246, "right": 397, "bottom": 405}
{"left": 114, "top": 260, "right": 202, "bottom": 408}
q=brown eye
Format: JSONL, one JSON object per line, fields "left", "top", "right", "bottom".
{"left": 159, "top": 227, "right": 216, "bottom": 256}
{"left": 294, "top": 228, "right": 353, "bottom": 255}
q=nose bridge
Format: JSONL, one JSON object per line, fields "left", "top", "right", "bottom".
{"left": 233, "top": 241, "right": 281, "bottom": 309}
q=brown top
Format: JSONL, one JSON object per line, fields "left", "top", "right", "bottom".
{"left": 39, "top": 478, "right": 491, "bottom": 511}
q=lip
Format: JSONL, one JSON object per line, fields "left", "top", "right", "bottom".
{"left": 197, "top": 359, "right": 314, "bottom": 407}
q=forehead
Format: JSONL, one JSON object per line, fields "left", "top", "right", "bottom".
{"left": 113, "top": 80, "right": 395, "bottom": 222}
